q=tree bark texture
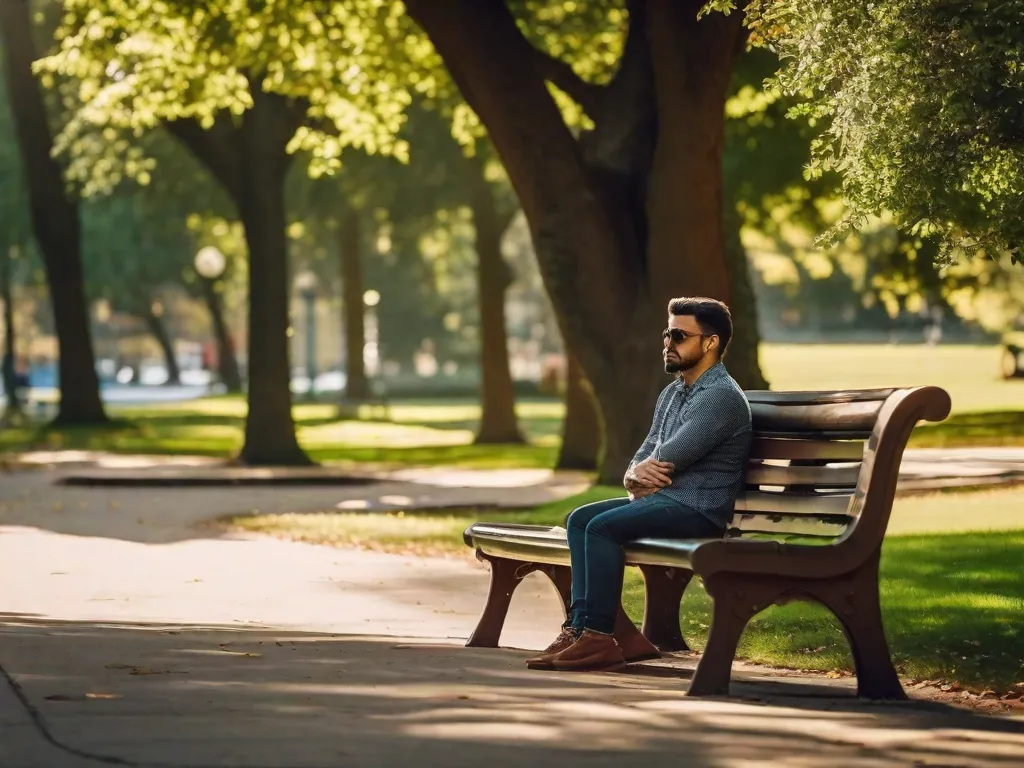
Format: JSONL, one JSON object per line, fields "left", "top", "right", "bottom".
{"left": 467, "top": 156, "right": 523, "bottom": 444}
{"left": 406, "top": 0, "right": 764, "bottom": 483}
{"left": 337, "top": 203, "right": 372, "bottom": 401}
{"left": 141, "top": 303, "right": 181, "bottom": 385}
{"left": 201, "top": 279, "right": 243, "bottom": 393}
{"left": 167, "top": 88, "right": 309, "bottom": 464}
{"left": 1, "top": 248, "right": 21, "bottom": 419}
{"left": 556, "top": 352, "right": 601, "bottom": 471}
{"left": 0, "top": 0, "right": 107, "bottom": 424}
{"left": 235, "top": 90, "right": 310, "bottom": 465}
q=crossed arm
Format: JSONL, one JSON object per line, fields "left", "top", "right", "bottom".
{"left": 623, "top": 457, "right": 675, "bottom": 500}
{"left": 622, "top": 386, "right": 749, "bottom": 501}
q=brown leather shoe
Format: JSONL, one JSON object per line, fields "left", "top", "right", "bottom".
{"left": 549, "top": 630, "right": 626, "bottom": 672}
{"left": 525, "top": 627, "right": 579, "bottom": 669}
{"left": 617, "top": 632, "right": 662, "bottom": 664}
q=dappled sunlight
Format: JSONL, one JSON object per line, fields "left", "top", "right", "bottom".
{"left": 300, "top": 419, "right": 473, "bottom": 448}
{"left": 3, "top": 450, "right": 220, "bottom": 468}
{"left": 385, "top": 466, "right": 569, "bottom": 487}
{"left": 116, "top": 395, "right": 248, "bottom": 419}
{"left": 2, "top": 620, "right": 1022, "bottom": 767}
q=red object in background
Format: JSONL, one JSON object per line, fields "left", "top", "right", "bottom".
{"left": 202, "top": 341, "right": 218, "bottom": 370}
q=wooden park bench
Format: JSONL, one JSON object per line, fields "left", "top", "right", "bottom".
{"left": 462, "top": 386, "right": 951, "bottom": 699}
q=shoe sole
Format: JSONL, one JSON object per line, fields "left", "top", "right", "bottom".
{"left": 624, "top": 652, "right": 661, "bottom": 663}
{"left": 528, "top": 650, "right": 659, "bottom": 670}
{"left": 550, "top": 658, "right": 627, "bottom": 673}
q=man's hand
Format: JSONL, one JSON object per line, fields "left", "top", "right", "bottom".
{"left": 624, "top": 457, "right": 675, "bottom": 494}
{"left": 632, "top": 457, "right": 675, "bottom": 487}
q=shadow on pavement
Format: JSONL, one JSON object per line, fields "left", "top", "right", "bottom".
{"left": 2, "top": 615, "right": 1022, "bottom": 768}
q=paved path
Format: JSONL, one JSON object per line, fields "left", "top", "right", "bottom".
{"left": 1, "top": 465, "right": 1023, "bottom": 767}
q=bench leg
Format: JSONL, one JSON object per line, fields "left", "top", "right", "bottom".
{"left": 817, "top": 556, "right": 906, "bottom": 700}
{"left": 638, "top": 565, "right": 693, "bottom": 652}
{"left": 687, "top": 574, "right": 768, "bottom": 697}
{"left": 537, "top": 564, "right": 573, "bottom": 619}
{"left": 467, "top": 554, "right": 539, "bottom": 648}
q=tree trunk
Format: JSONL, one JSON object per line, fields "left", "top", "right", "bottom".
{"left": 556, "top": 352, "right": 600, "bottom": 470}
{"left": 236, "top": 90, "right": 311, "bottom": 466}
{"left": 141, "top": 302, "right": 181, "bottom": 385}
{"left": 468, "top": 158, "right": 523, "bottom": 444}
{"left": 407, "top": 0, "right": 746, "bottom": 484}
{"left": 338, "top": 203, "right": 372, "bottom": 401}
{"left": 200, "top": 279, "right": 243, "bottom": 393}
{"left": 0, "top": 0, "right": 107, "bottom": 425}
{"left": 1, "top": 247, "right": 22, "bottom": 422}
{"left": 723, "top": 201, "right": 769, "bottom": 389}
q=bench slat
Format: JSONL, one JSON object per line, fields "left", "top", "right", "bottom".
{"left": 746, "top": 462, "right": 860, "bottom": 489}
{"left": 728, "top": 513, "right": 848, "bottom": 538}
{"left": 750, "top": 437, "right": 865, "bottom": 461}
{"left": 750, "top": 399, "right": 883, "bottom": 435}
{"left": 745, "top": 389, "right": 896, "bottom": 405}
{"left": 735, "top": 490, "right": 851, "bottom": 517}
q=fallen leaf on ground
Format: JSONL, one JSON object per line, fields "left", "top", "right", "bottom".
{"left": 85, "top": 693, "right": 121, "bottom": 700}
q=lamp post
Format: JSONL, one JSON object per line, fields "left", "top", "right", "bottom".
{"left": 194, "top": 246, "right": 238, "bottom": 392}
{"left": 295, "top": 270, "right": 319, "bottom": 400}
{"left": 363, "top": 288, "right": 380, "bottom": 381}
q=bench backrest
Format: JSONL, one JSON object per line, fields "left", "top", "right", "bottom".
{"left": 733, "top": 387, "right": 951, "bottom": 554}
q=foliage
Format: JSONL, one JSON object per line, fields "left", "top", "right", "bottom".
{"left": 35, "top": 0, "right": 426, "bottom": 188}
{"left": 744, "top": 0, "right": 1024, "bottom": 264}
{"left": 725, "top": 47, "right": 1024, "bottom": 334}
{"left": 80, "top": 128, "right": 231, "bottom": 312}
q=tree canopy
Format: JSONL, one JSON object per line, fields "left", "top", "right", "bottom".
{"left": 741, "top": 0, "right": 1024, "bottom": 263}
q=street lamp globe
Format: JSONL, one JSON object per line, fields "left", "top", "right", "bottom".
{"left": 294, "top": 269, "right": 319, "bottom": 297}
{"left": 194, "top": 246, "right": 226, "bottom": 280}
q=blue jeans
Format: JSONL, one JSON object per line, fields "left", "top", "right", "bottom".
{"left": 565, "top": 495, "right": 725, "bottom": 635}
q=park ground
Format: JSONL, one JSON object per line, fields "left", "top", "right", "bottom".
{"left": 1, "top": 343, "right": 1023, "bottom": 765}
{"left": 1, "top": 467, "right": 1023, "bottom": 767}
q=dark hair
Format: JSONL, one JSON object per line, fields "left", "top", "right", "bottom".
{"left": 667, "top": 296, "right": 733, "bottom": 357}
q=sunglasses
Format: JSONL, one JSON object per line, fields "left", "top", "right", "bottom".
{"left": 662, "top": 328, "right": 706, "bottom": 344}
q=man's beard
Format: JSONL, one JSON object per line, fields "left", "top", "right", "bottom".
{"left": 664, "top": 350, "right": 702, "bottom": 374}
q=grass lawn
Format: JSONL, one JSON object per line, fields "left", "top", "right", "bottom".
{"left": 2, "top": 344, "right": 1022, "bottom": 463}
{"left": 228, "top": 484, "right": 1024, "bottom": 693}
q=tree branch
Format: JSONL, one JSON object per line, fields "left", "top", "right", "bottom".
{"left": 526, "top": 44, "right": 605, "bottom": 117}
{"left": 163, "top": 116, "right": 241, "bottom": 200}
{"left": 581, "top": 0, "right": 656, "bottom": 174}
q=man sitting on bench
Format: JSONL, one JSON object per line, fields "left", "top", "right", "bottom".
{"left": 528, "top": 296, "right": 753, "bottom": 672}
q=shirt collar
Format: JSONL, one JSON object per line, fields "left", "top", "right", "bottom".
{"left": 676, "top": 360, "right": 727, "bottom": 392}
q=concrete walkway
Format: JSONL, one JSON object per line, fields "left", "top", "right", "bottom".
{"left": 1, "top": 466, "right": 1023, "bottom": 767}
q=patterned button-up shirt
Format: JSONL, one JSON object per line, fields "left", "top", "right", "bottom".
{"left": 629, "top": 361, "right": 752, "bottom": 528}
